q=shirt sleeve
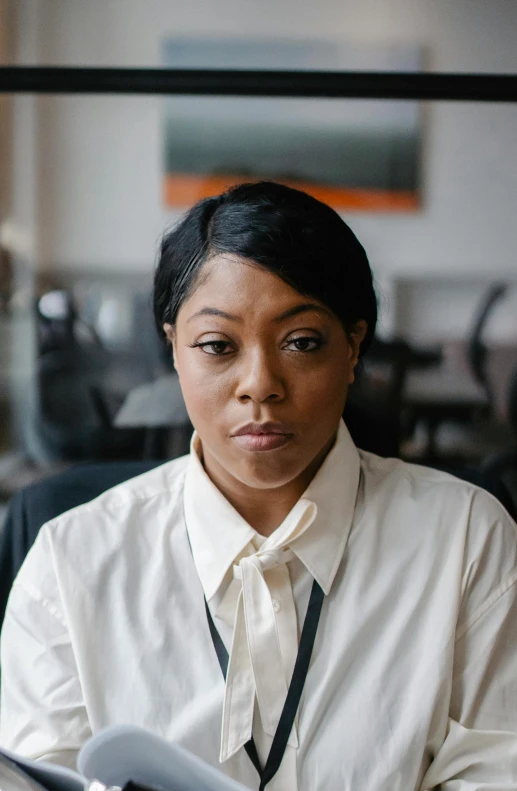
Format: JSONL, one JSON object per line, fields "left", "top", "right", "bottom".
{"left": 421, "top": 491, "right": 517, "bottom": 790}
{"left": 0, "top": 525, "right": 91, "bottom": 768}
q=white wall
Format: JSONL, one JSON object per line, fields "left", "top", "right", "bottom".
{"left": 11, "top": 0, "right": 517, "bottom": 339}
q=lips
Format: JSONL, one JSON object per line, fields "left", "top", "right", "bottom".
{"left": 232, "top": 422, "right": 293, "bottom": 437}
{"left": 231, "top": 422, "right": 294, "bottom": 452}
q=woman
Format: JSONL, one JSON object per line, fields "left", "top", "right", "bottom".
{"left": 1, "top": 182, "right": 517, "bottom": 790}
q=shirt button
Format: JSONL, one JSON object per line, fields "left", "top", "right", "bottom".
{"left": 272, "top": 599, "right": 281, "bottom": 612}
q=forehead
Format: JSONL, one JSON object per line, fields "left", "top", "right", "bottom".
{"left": 182, "top": 253, "right": 319, "bottom": 314}
{"left": 195, "top": 253, "right": 296, "bottom": 295}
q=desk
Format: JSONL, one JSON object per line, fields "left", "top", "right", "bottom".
{"left": 403, "top": 367, "right": 489, "bottom": 459}
{"left": 114, "top": 374, "right": 191, "bottom": 459}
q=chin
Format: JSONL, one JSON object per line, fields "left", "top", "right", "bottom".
{"left": 233, "top": 453, "right": 308, "bottom": 490}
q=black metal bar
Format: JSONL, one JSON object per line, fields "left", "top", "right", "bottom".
{"left": 0, "top": 67, "right": 517, "bottom": 102}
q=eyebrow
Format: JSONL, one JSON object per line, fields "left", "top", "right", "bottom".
{"left": 187, "top": 307, "right": 241, "bottom": 323}
{"left": 187, "top": 303, "right": 333, "bottom": 324}
{"left": 274, "top": 304, "right": 333, "bottom": 322}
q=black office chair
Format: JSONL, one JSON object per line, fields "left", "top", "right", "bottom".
{"left": 28, "top": 288, "right": 152, "bottom": 464}
{"left": 477, "top": 360, "right": 517, "bottom": 522}
{"left": 347, "top": 337, "right": 413, "bottom": 457}
{"left": 509, "top": 364, "right": 517, "bottom": 433}
{"left": 479, "top": 450, "right": 517, "bottom": 523}
{"left": 401, "top": 283, "right": 509, "bottom": 463}
{"left": 467, "top": 283, "right": 508, "bottom": 406}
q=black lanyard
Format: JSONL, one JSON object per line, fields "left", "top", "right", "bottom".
{"left": 204, "top": 577, "right": 324, "bottom": 790}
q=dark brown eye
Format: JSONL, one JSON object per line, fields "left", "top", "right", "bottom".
{"left": 197, "top": 341, "right": 232, "bottom": 355}
{"left": 285, "top": 337, "right": 322, "bottom": 352}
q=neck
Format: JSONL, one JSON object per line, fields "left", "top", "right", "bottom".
{"left": 200, "top": 435, "right": 335, "bottom": 537}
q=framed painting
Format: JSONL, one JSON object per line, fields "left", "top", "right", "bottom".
{"left": 163, "top": 38, "right": 421, "bottom": 211}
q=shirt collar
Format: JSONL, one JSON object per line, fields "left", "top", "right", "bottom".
{"left": 183, "top": 418, "right": 361, "bottom": 601}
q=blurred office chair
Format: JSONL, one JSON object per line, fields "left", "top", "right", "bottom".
{"left": 477, "top": 360, "right": 517, "bottom": 521}
{"left": 27, "top": 289, "right": 149, "bottom": 464}
{"left": 347, "top": 336, "right": 413, "bottom": 457}
{"left": 509, "top": 363, "right": 517, "bottom": 432}
{"left": 131, "top": 292, "right": 174, "bottom": 381}
{"left": 36, "top": 289, "right": 103, "bottom": 356}
{"left": 479, "top": 449, "right": 517, "bottom": 523}
{"left": 467, "top": 283, "right": 508, "bottom": 405}
{"left": 402, "top": 283, "right": 509, "bottom": 463}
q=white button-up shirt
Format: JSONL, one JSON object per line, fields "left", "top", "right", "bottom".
{"left": 2, "top": 420, "right": 517, "bottom": 790}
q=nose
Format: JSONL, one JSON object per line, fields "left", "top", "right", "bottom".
{"left": 234, "top": 347, "right": 286, "bottom": 404}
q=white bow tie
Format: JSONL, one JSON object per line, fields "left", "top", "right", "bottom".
{"left": 216, "top": 498, "right": 318, "bottom": 763}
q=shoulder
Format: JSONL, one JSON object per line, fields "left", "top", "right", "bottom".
{"left": 45, "top": 452, "right": 189, "bottom": 534}
{"left": 13, "top": 454, "right": 191, "bottom": 604}
{"left": 358, "top": 450, "right": 517, "bottom": 618}
{"left": 358, "top": 449, "right": 515, "bottom": 526}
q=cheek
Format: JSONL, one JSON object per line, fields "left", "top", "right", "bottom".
{"left": 297, "top": 360, "right": 350, "bottom": 409}
{"left": 176, "top": 355, "right": 233, "bottom": 424}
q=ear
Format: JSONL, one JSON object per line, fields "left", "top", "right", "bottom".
{"left": 163, "top": 323, "right": 177, "bottom": 368}
{"left": 346, "top": 320, "right": 368, "bottom": 384}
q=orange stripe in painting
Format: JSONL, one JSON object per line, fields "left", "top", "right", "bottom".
{"left": 163, "top": 174, "right": 419, "bottom": 212}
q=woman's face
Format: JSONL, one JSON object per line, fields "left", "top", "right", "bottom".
{"left": 165, "top": 254, "right": 366, "bottom": 491}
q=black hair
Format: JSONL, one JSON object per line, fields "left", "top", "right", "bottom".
{"left": 153, "top": 181, "right": 377, "bottom": 355}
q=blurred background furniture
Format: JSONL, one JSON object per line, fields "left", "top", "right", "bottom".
{"left": 114, "top": 373, "right": 192, "bottom": 460}
{"left": 476, "top": 361, "right": 517, "bottom": 519}
{"left": 480, "top": 450, "right": 517, "bottom": 522}
{"left": 401, "top": 283, "right": 515, "bottom": 463}
{"left": 468, "top": 284, "right": 508, "bottom": 405}
{"left": 2, "top": 278, "right": 515, "bottom": 513}
{"left": 347, "top": 337, "right": 415, "bottom": 457}
{"left": 1, "top": 277, "right": 515, "bottom": 471}
{"left": 27, "top": 288, "right": 153, "bottom": 465}
{"left": 403, "top": 361, "right": 490, "bottom": 461}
